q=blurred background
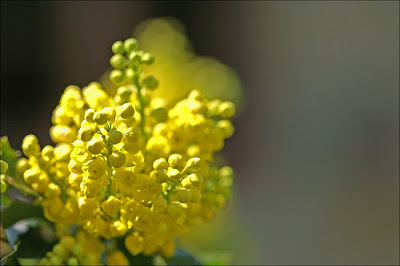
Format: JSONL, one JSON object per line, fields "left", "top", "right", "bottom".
{"left": 1, "top": 1, "right": 399, "bottom": 265}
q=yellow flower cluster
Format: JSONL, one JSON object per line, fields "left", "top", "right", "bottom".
{"left": 37, "top": 232, "right": 105, "bottom": 265}
{"left": 15, "top": 38, "right": 235, "bottom": 259}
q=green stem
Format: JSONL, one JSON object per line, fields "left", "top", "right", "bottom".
{"left": 4, "top": 175, "right": 40, "bottom": 198}
{"left": 132, "top": 67, "right": 146, "bottom": 140}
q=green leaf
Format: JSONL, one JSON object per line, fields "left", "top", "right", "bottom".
{"left": 164, "top": 248, "right": 202, "bottom": 266}
{"left": 2, "top": 242, "right": 21, "bottom": 266}
{"left": 1, "top": 201, "right": 44, "bottom": 229}
{"left": 17, "top": 258, "right": 40, "bottom": 266}
{"left": 1, "top": 194, "right": 12, "bottom": 207}
{"left": 201, "top": 252, "right": 233, "bottom": 265}
{"left": 0, "top": 136, "right": 21, "bottom": 177}
{"left": 16, "top": 222, "right": 56, "bottom": 258}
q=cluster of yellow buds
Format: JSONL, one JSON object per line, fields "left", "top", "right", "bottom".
{"left": 37, "top": 232, "right": 104, "bottom": 265}
{"left": 13, "top": 37, "right": 235, "bottom": 260}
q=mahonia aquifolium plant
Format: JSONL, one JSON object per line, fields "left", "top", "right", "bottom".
{"left": 0, "top": 37, "right": 235, "bottom": 265}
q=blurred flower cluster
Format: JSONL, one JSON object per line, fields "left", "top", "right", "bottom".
{"left": 102, "top": 17, "right": 243, "bottom": 110}
{"left": 1, "top": 33, "right": 237, "bottom": 265}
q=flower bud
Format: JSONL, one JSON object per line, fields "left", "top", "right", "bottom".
{"left": 220, "top": 166, "right": 234, "bottom": 177}
{"left": 214, "top": 194, "right": 227, "bottom": 209}
{"left": 87, "top": 138, "right": 105, "bottom": 154}
{"left": 85, "top": 109, "right": 96, "bottom": 123}
{"left": 190, "top": 189, "right": 202, "bottom": 203}
{"left": 106, "top": 251, "right": 129, "bottom": 266}
{"left": 112, "top": 41, "right": 125, "bottom": 54}
{"left": 68, "top": 173, "right": 83, "bottom": 189}
{"left": 109, "top": 151, "right": 126, "bottom": 168}
{"left": 93, "top": 111, "right": 109, "bottom": 125}
{"left": 72, "top": 244, "right": 84, "bottom": 257}
{"left": 50, "top": 125, "right": 77, "bottom": 143}
{"left": 189, "top": 173, "right": 204, "bottom": 187}
{"left": 107, "top": 129, "right": 123, "bottom": 144}
{"left": 124, "top": 38, "right": 138, "bottom": 53}
{"left": 181, "top": 177, "right": 193, "bottom": 189}
{"left": 102, "top": 196, "right": 121, "bottom": 216}
{"left": 104, "top": 107, "right": 117, "bottom": 122}
{"left": 217, "top": 119, "right": 235, "bottom": 138}
{"left": 45, "top": 183, "right": 61, "bottom": 198}
{"left": 155, "top": 169, "right": 168, "bottom": 183}
{"left": 116, "top": 169, "right": 136, "bottom": 187}
{"left": 49, "top": 255, "right": 63, "bottom": 266}
{"left": 110, "top": 54, "right": 127, "bottom": 69}
{"left": 23, "top": 168, "right": 41, "bottom": 184}
{"left": 68, "top": 160, "right": 83, "bottom": 174}
{"left": 16, "top": 158, "right": 30, "bottom": 174}
{"left": 167, "top": 169, "right": 182, "bottom": 184}
{"left": 128, "top": 51, "right": 141, "bottom": 63}
{"left": 80, "top": 179, "right": 101, "bottom": 197}
{"left": 109, "top": 69, "right": 125, "bottom": 85}
{"left": 124, "top": 141, "right": 141, "bottom": 154}
{"left": 153, "top": 158, "right": 168, "bottom": 170}
{"left": 125, "top": 231, "right": 144, "bottom": 256}
{"left": 52, "top": 244, "right": 67, "bottom": 257}
{"left": 0, "top": 160, "right": 8, "bottom": 174}
{"left": 161, "top": 239, "right": 175, "bottom": 259}
{"left": 60, "top": 235, "right": 75, "bottom": 251}
{"left": 167, "top": 204, "right": 183, "bottom": 219}
{"left": 142, "top": 76, "right": 159, "bottom": 90}
{"left": 82, "top": 159, "right": 106, "bottom": 180}
{"left": 124, "top": 68, "right": 137, "bottom": 82}
{"left": 67, "top": 257, "right": 79, "bottom": 266}
{"left": 1, "top": 180, "right": 7, "bottom": 193}
{"left": 150, "top": 108, "right": 168, "bottom": 123}
{"left": 152, "top": 198, "right": 167, "bottom": 214}
{"left": 168, "top": 154, "right": 183, "bottom": 169}
{"left": 184, "top": 157, "right": 201, "bottom": 173}
{"left": 125, "top": 128, "right": 141, "bottom": 143}
{"left": 41, "top": 145, "right": 55, "bottom": 158}
{"left": 177, "top": 188, "right": 191, "bottom": 203}
{"left": 188, "top": 90, "right": 204, "bottom": 102}
{"left": 217, "top": 101, "right": 235, "bottom": 119}
{"left": 120, "top": 103, "right": 135, "bottom": 119}
{"left": 187, "top": 144, "right": 200, "bottom": 157}
{"left": 22, "top": 134, "right": 41, "bottom": 157}
{"left": 78, "top": 197, "right": 98, "bottom": 217}
{"left": 78, "top": 126, "right": 94, "bottom": 142}
{"left": 141, "top": 53, "right": 155, "bottom": 65}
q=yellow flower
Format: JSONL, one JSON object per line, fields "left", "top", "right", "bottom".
{"left": 160, "top": 239, "right": 176, "bottom": 258}
{"left": 82, "top": 158, "right": 106, "bottom": 180}
{"left": 125, "top": 231, "right": 145, "bottom": 256}
{"left": 13, "top": 36, "right": 237, "bottom": 257}
{"left": 78, "top": 197, "right": 99, "bottom": 219}
{"left": 22, "top": 134, "right": 41, "bottom": 157}
{"left": 146, "top": 136, "right": 171, "bottom": 157}
{"left": 82, "top": 82, "right": 112, "bottom": 110}
{"left": 43, "top": 197, "right": 64, "bottom": 221}
{"left": 80, "top": 178, "right": 102, "bottom": 197}
{"left": 50, "top": 125, "right": 77, "bottom": 143}
{"left": 106, "top": 250, "right": 129, "bottom": 266}
{"left": 44, "top": 183, "right": 61, "bottom": 198}
{"left": 101, "top": 196, "right": 121, "bottom": 216}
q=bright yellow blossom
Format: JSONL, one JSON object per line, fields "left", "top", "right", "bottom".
{"left": 15, "top": 37, "right": 236, "bottom": 260}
